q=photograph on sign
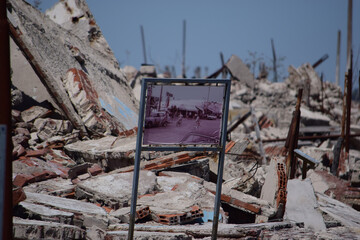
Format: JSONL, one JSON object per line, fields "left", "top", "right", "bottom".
{"left": 143, "top": 84, "right": 225, "bottom": 145}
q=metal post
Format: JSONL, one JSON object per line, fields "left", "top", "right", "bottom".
{"left": 335, "top": 30, "right": 341, "bottom": 86}
{"left": 220, "top": 52, "right": 226, "bottom": 79}
{"left": 0, "top": 1, "right": 13, "bottom": 239}
{"left": 182, "top": 20, "right": 186, "bottom": 78}
{"left": 345, "top": 53, "right": 352, "bottom": 154}
{"left": 271, "top": 38, "right": 278, "bottom": 82}
{"left": 211, "top": 81, "right": 231, "bottom": 239}
{"left": 128, "top": 80, "right": 147, "bottom": 239}
{"left": 346, "top": 0, "right": 352, "bottom": 71}
{"left": 140, "top": 25, "right": 147, "bottom": 64}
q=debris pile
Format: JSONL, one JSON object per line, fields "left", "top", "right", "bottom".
{"left": 8, "top": 0, "right": 360, "bottom": 239}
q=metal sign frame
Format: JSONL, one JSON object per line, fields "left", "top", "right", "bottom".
{"left": 128, "top": 78, "right": 231, "bottom": 239}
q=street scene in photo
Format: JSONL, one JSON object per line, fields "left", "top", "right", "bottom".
{"left": 143, "top": 84, "right": 225, "bottom": 145}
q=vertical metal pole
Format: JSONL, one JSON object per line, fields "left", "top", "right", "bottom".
{"left": 345, "top": 53, "right": 352, "bottom": 154}
{"left": 321, "top": 72, "right": 324, "bottom": 113}
{"left": 336, "top": 30, "right": 341, "bottom": 86}
{"left": 211, "top": 81, "right": 231, "bottom": 239}
{"left": 220, "top": 52, "right": 226, "bottom": 79}
{"left": 346, "top": 0, "right": 352, "bottom": 71}
{"left": 128, "top": 79, "right": 147, "bottom": 239}
{"left": 271, "top": 38, "right": 278, "bottom": 83}
{"left": 182, "top": 20, "right": 186, "bottom": 78}
{"left": 0, "top": 1, "right": 13, "bottom": 239}
{"left": 140, "top": 25, "right": 147, "bottom": 64}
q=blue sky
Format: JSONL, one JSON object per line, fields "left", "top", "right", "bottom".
{"left": 31, "top": 0, "right": 360, "bottom": 89}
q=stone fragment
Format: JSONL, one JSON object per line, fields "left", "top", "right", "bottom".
{"left": 12, "top": 134, "right": 29, "bottom": 148}
{"left": 68, "top": 162, "right": 91, "bottom": 179}
{"left": 21, "top": 106, "right": 52, "bottom": 123}
{"left": 13, "top": 186, "right": 26, "bottom": 206}
{"left": 87, "top": 163, "right": 103, "bottom": 176}
{"left": 12, "top": 144, "right": 26, "bottom": 159}
{"left": 34, "top": 118, "right": 73, "bottom": 142}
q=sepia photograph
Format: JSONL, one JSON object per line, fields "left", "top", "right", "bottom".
{"left": 143, "top": 84, "right": 225, "bottom": 145}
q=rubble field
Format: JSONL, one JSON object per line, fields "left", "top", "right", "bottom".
{"left": 8, "top": 0, "right": 360, "bottom": 239}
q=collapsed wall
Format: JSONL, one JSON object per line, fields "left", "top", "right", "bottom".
{"left": 8, "top": 0, "right": 139, "bottom": 137}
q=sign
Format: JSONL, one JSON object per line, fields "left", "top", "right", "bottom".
{"left": 143, "top": 85, "right": 225, "bottom": 145}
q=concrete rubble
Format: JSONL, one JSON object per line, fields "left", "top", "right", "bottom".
{"left": 8, "top": 0, "right": 360, "bottom": 239}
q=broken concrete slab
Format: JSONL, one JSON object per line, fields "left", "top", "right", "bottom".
{"left": 63, "top": 68, "right": 125, "bottom": 135}
{"left": 301, "top": 108, "right": 331, "bottom": 126}
{"left": 13, "top": 217, "right": 85, "bottom": 240}
{"left": 21, "top": 106, "right": 52, "bottom": 123}
{"left": 23, "top": 177, "right": 74, "bottom": 197}
{"left": 286, "top": 63, "right": 322, "bottom": 97}
{"left": 110, "top": 221, "right": 305, "bottom": 239}
{"left": 225, "top": 54, "right": 255, "bottom": 89}
{"left": 24, "top": 191, "right": 107, "bottom": 215}
{"left": 17, "top": 201, "right": 74, "bottom": 224}
{"left": 10, "top": 37, "right": 59, "bottom": 110}
{"left": 64, "top": 135, "right": 136, "bottom": 169}
{"left": 284, "top": 179, "right": 326, "bottom": 232}
{"left": 203, "top": 181, "right": 275, "bottom": 217}
{"left": 76, "top": 170, "right": 157, "bottom": 209}
{"left": 24, "top": 191, "right": 108, "bottom": 229}
{"left": 34, "top": 118, "right": 73, "bottom": 142}
{"left": 317, "top": 192, "right": 360, "bottom": 228}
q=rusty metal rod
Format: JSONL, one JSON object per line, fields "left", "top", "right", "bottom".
{"left": 345, "top": 53, "right": 353, "bottom": 154}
